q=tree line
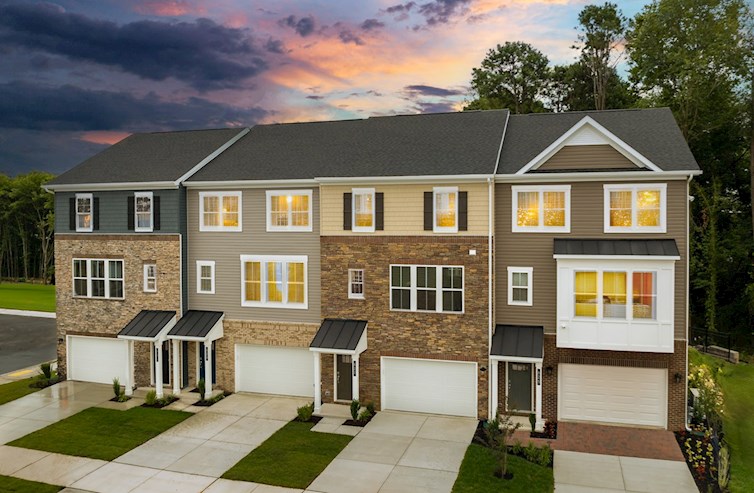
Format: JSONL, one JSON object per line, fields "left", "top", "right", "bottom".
{"left": 467, "top": 0, "right": 754, "bottom": 346}
{"left": 0, "top": 172, "right": 55, "bottom": 284}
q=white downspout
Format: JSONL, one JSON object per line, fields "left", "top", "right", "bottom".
{"left": 685, "top": 173, "right": 692, "bottom": 430}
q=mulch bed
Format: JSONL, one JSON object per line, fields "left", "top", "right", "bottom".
{"left": 141, "top": 395, "right": 179, "bottom": 408}
{"left": 675, "top": 428, "right": 721, "bottom": 493}
{"left": 343, "top": 412, "right": 377, "bottom": 427}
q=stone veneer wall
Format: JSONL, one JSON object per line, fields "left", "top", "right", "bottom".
{"left": 496, "top": 336, "right": 687, "bottom": 430}
{"left": 55, "top": 234, "right": 181, "bottom": 386}
{"left": 321, "top": 236, "right": 491, "bottom": 418}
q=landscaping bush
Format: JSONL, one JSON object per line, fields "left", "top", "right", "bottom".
{"left": 198, "top": 379, "right": 206, "bottom": 399}
{"left": 30, "top": 364, "right": 59, "bottom": 389}
{"left": 529, "top": 413, "right": 536, "bottom": 432}
{"left": 474, "top": 413, "right": 520, "bottom": 479}
{"left": 511, "top": 440, "right": 524, "bottom": 456}
{"left": 366, "top": 401, "right": 376, "bottom": 415}
{"left": 40, "top": 363, "right": 52, "bottom": 380}
{"left": 145, "top": 390, "right": 157, "bottom": 406}
{"left": 296, "top": 402, "right": 314, "bottom": 422}
{"left": 524, "top": 442, "right": 539, "bottom": 463}
{"left": 350, "top": 399, "right": 360, "bottom": 421}
{"left": 112, "top": 378, "right": 121, "bottom": 400}
{"left": 142, "top": 392, "right": 178, "bottom": 408}
{"left": 537, "top": 444, "right": 553, "bottom": 467}
{"left": 357, "top": 408, "right": 373, "bottom": 423}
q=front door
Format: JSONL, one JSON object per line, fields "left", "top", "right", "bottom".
{"left": 507, "top": 362, "right": 533, "bottom": 412}
{"left": 198, "top": 341, "right": 217, "bottom": 384}
{"left": 153, "top": 341, "right": 170, "bottom": 385}
{"left": 336, "top": 355, "right": 353, "bottom": 401}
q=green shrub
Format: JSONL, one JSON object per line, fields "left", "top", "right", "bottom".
{"left": 529, "top": 413, "right": 536, "bottom": 432}
{"left": 198, "top": 379, "right": 206, "bottom": 398}
{"left": 537, "top": 444, "right": 553, "bottom": 467}
{"left": 40, "top": 363, "right": 52, "bottom": 379}
{"left": 350, "top": 399, "right": 360, "bottom": 421}
{"left": 357, "top": 408, "right": 373, "bottom": 423}
{"left": 524, "top": 442, "right": 539, "bottom": 462}
{"left": 297, "top": 402, "right": 314, "bottom": 422}
{"left": 366, "top": 401, "right": 376, "bottom": 415}
{"left": 511, "top": 440, "right": 524, "bottom": 456}
{"left": 112, "top": 378, "right": 121, "bottom": 399}
{"left": 145, "top": 390, "right": 157, "bottom": 406}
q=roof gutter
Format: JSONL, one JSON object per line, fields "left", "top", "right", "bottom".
{"left": 315, "top": 174, "right": 493, "bottom": 185}
{"left": 185, "top": 179, "right": 318, "bottom": 189}
{"left": 496, "top": 169, "right": 701, "bottom": 183}
{"left": 45, "top": 181, "right": 179, "bottom": 192}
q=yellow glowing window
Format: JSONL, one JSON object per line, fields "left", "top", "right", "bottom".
{"left": 517, "top": 192, "right": 539, "bottom": 227}
{"left": 201, "top": 192, "right": 241, "bottom": 230}
{"left": 222, "top": 195, "right": 239, "bottom": 227}
{"left": 609, "top": 191, "right": 633, "bottom": 227}
{"left": 244, "top": 261, "right": 261, "bottom": 302}
{"left": 287, "top": 262, "right": 305, "bottom": 303}
{"left": 543, "top": 191, "right": 566, "bottom": 227}
{"left": 637, "top": 190, "right": 660, "bottom": 227}
{"left": 434, "top": 188, "right": 457, "bottom": 230}
{"left": 203, "top": 196, "right": 219, "bottom": 227}
{"left": 514, "top": 187, "right": 569, "bottom": 230}
{"left": 267, "top": 191, "right": 311, "bottom": 230}
{"left": 353, "top": 190, "right": 374, "bottom": 229}
{"left": 266, "top": 262, "right": 283, "bottom": 302}
{"left": 291, "top": 195, "right": 309, "bottom": 227}
{"left": 607, "top": 186, "right": 664, "bottom": 230}
{"left": 270, "top": 195, "right": 287, "bottom": 226}
{"left": 574, "top": 271, "right": 597, "bottom": 317}
{"left": 602, "top": 272, "right": 627, "bottom": 319}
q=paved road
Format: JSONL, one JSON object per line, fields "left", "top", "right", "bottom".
{"left": 0, "top": 314, "right": 56, "bottom": 374}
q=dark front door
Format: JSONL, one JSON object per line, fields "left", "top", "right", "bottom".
{"left": 507, "top": 362, "right": 533, "bottom": 412}
{"left": 336, "top": 355, "right": 353, "bottom": 401}
{"left": 198, "top": 341, "right": 217, "bottom": 384}
{"left": 153, "top": 341, "right": 169, "bottom": 385}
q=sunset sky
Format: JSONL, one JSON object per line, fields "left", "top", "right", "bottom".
{"left": 0, "top": 0, "right": 648, "bottom": 176}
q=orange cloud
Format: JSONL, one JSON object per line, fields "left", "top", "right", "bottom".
{"left": 79, "top": 131, "right": 131, "bottom": 145}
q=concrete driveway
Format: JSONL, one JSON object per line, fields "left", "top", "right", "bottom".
{"left": 554, "top": 450, "right": 697, "bottom": 493}
{"left": 0, "top": 314, "right": 56, "bottom": 374}
{"left": 308, "top": 411, "right": 478, "bottom": 493}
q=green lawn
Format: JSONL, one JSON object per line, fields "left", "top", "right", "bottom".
{"left": 452, "top": 444, "right": 554, "bottom": 493}
{"left": 223, "top": 421, "right": 352, "bottom": 489}
{"left": 9, "top": 407, "right": 191, "bottom": 461}
{"left": 0, "top": 378, "right": 40, "bottom": 406}
{"left": 0, "top": 474, "right": 61, "bottom": 492}
{"left": 690, "top": 348, "right": 754, "bottom": 493}
{"left": 0, "top": 283, "right": 55, "bottom": 312}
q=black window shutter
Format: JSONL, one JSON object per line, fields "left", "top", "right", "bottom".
{"left": 93, "top": 197, "right": 100, "bottom": 230}
{"left": 458, "top": 191, "right": 468, "bottom": 231}
{"left": 423, "top": 192, "right": 433, "bottom": 231}
{"left": 68, "top": 198, "right": 76, "bottom": 230}
{"left": 127, "top": 196, "right": 135, "bottom": 230}
{"left": 343, "top": 193, "right": 352, "bottom": 230}
{"left": 375, "top": 192, "right": 384, "bottom": 231}
{"left": 153, "top": 195, "right": 161, "bottom": 230}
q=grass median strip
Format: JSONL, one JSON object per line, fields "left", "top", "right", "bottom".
{"left": 223, "top": 420, "right": 352, "bottom": 489}
{"left": 8, "top": 407, "right": 191, "bottom": 461}
{"left": 0, "top": 283, "right": 55, "bottom": 312}
{"left": 0, "top": 378, "right": 40, "bottom": 406}
{"left": 0, "top": 474, "right": 62, "bottom": 492}
{"left": 452, "top": 444, "right": 554, "bottom": 493}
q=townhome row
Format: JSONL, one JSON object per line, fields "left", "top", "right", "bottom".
{"left": 46, "top": 107, "right": 699, "bottom": 431}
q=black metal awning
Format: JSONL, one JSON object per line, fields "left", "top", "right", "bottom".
{"left": 167, "top": 310, "right": 224, "bottom": 340}
{"left": 117, "top": 310, "right": 176, "bottom": 341}
{"left": 491, "top": 325, "right": 544, "bottom": 360}
{"left": 553, "top": 238, "right": 680, "bottom": 257}
{"left": 310, "top": 319, "right": 368, "bottom": 353}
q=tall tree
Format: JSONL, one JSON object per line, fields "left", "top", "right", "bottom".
{"left": 575, "top": 2, "right": 627, "bottom": 110}
{"left": 547, "top": 62, "right": 635, "bottom": 112}
{"left": 466, "top": 41, "right": 550, "bottom": 113}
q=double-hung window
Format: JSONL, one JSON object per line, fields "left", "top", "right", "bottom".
{"left": 348, "top": 269, "right": 365, "bottom": 299}
{"left": 135, "top": 192, "right": 153, "bottom": 232}
{"left": 266, "top": 190, "right": 313, "bottom": 232}
{"left": 241, "top": 255, "right": 308, "bottom": 308}
{"left": 604, "top": 184, "right": 666, "bottom": 233}
{"left": 75, "top": 193, "right": 93, "bottom": 232}
{"left": 507, "top": 266, "right": 533, "bottom": 306}
{"left": 352, "top": 188, "right": 375, "bottom": 232}
{"left": 390, "top": 264, "right": 463, "bottom": 313}
{"left": 200, "top": 191, "right": 241, "bottom": 231}
{"left": 143, "top": 264, "right": 157, "bottom": 292}
{"left": 433, "top": 187, "right": 458, "bottom": 233}
{"left": 511, "top": 185, "right": 570, "bottom": 232}
{"left": 574, "top": 269, "right": 657, "bottom": 320}
{"left": 196, "top": 261, "right": 215, "bottom": 294}
{"left": 72, "top": 258, "right": 124, "bottom": 299}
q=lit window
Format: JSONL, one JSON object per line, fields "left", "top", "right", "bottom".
{"left": 507, "top": 267, "right": 533, "bottom": 306}
{"left": 574, "top": 271, "right": 597, "bottom": 317}
{"left": 348, "top": 269, "right": 365, "bottom": 299}
{"left": 573, "top": 269, "right": 657, "bottom": 320}
{"left": 135, "top": 192, "right": 153, "bottom": 232}
{"left": 200, "top": 192, "right": 241, "bottom": 231}
{"left": 512, "top": 186, "right": 570, "bottom": 232}
{"left": 632, "top": 272, "right": 657, "bottom": 319}
{"left": 196, "top": 261, "right": 215, "bottom": 294}
{"left": 391, "top": 264, "right": 463, "bottom": 313}
{"left": 266, "top": 190, "right": 313, "bottom": 231}
{"left": 352, "top": 188, "right": 375, "bottom": 232}
{"left": 241, "top": 255, "right": 308, "bottom": 308}
{"left": 143, "top": 264, "right": 157, "bottom": 293}
{"left": 72, "top": 258, "right": 123, "bottom": 299}
{"left": 602, "top": 272, "right": 627, "bottom": 319}
{"left": 604, "top": 184, "right": 666, "bottom": 232}
{"left": 75, "top": 193, "right": 93, "bottom": 232}
{"left": 433, "top": 187, "right": 458, "bottom": 233}
{"left": 288, "top": 262, "right": 305, "bottom": 303}
{"left": 244, "top": 261, "right": 261, "bottom": 302}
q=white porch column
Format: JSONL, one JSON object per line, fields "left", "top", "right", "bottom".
{"left": 352, "top": 355, "right": 360, "bottom": 401}
{"left": 535, "top": 361, "right": 544, "bottom": 431}
{"left": 490, "top": 359, "right": 498, "bottom": 419}
{"left": 172, "top": 339, "right": 180, "bottom": 394}
{"left": 204, "top": 342, "right": 213, "bottom": 399}
{"left": 313, "top": 352, "right": 322, "bottom": 413}
{"left": 125, "top": 340, "right": 134, "bottom": 396}
{"left": 154, "top": 342, "right": 164, "bottom": 398}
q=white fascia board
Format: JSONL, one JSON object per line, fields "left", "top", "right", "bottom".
{"left": 516, "top": 116, "right": 663, "bottom": 174}
{"left": 45, "top": 181, "right": 178, "bottom": 192}
{"left": 185, "top": 179, "right": 318, "bottom": 189}
{"left": 174, "top": 127, "right": 250, "bottom": 185}
{"left": 497, "top": 170, "right": 701, "bottom": 183}
{"left": 489, "top": 355, "right": 543, "bottom": 363}
{"left": 553, "top": 254, "right": 681, "bottom": 261}
{"left": 492, "top": 111, "right": 510, "bottom": 176}
{"left": 315, "top": 174, "right": 494, "bottom": 185}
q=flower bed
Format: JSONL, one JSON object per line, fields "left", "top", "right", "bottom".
{"left": 675, "top": 425, "right": 721, "bottom": 493}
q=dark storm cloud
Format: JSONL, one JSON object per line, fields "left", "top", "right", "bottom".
{"left": 306, "top": 95, "right": 324, "bottom": 100}
{"left": 0, "top": 3, "right": 267, "bottom": 90}
{"left": 385, "top": 0, "right": 471, "bottom": 26}
{"left": 338, "top": 29, "right": 364, "bottom": 45}
{"left": 0, "top": 81, "right": 267, "bottom": 131}
{"left": 0, "top": 129, "right": 108, "bottom": 175}
{"left": 404, "top": 84, "right": 464, "bottom": 97}
{"left": 360, "top": 18, "right": 385, "bottom": 31}
{"left": 414, "top": 101, "right": 457, "bottom": 113}
{"left": 264, "top": 38, "right": 286, "bottom": 54}
{"left": 280, "top": 14, "right": 316, "bottom": 37}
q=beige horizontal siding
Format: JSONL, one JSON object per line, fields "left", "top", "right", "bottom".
{"left": 495, "top": 179, "right": 688, "bottom": 340}
{"left": 187, "top": 188, "right": 321, "bottom": 323}
{"left": 320, "top": 182, "right": 490, "bottom": 236}
{"left": 538, "top": 145, "right": 639, "bottom": 171}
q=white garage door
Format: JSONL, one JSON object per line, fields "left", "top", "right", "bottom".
{"left": 381, "top": 357, "right": 477, "bottom": 417}
{"left": 235, "top": 345, "right": 314, "bottom": 397}
{"left": 559, "top": 364, "right": 667, "bottom": 428}
{"left": 68, "top": 336, "right": 128, "bottom": 385}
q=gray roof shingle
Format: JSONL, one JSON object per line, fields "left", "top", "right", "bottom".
{"left": 553, "top": 239, "right": 680, "bottom": 257}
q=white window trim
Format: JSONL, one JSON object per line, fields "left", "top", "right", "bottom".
{"left": 507, "top": 266, "right": 533, "bottom": 306}
{"left": 196, "top": 260, "right": 215, "bottom": 294}
{"left": 265, "top": 190, "right": 314, "bottom": 232}
{"left": 389, "top": 264, "right": 464, "bottom": 314}
{"left": 75, "top": 193, "right": 93, "bottom": 233}
{"left": 199, "top": 191, "right": 242, "bottom": 232}
{"left": 143, "top": 264, "right": 157, "bottom": 293}
{"left": 240, "top": 255, "right": 308, "bottom": 309}
{"left": 71, "top": 258, "right": 124, "bottom": 299}
{"left": 134, "top": 191, "right": 154, "bottom": 233}
{"left": 511, "top": 185, "right": 571, "bottom": 233}
{"left": 348, "top": 269, "right": 365, "bottom": 299}
{"left": 433, "top": 186, "right": 459, "bottom": 233}
{"left": 352, "top": 188, "right": 376, "bottom": 233}
{"left": 603, "top": 183, "right": 667, "bottom": 233}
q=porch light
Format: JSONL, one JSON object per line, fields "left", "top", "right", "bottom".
{"left": 674, "top": 372, "right": 683, "bottom": 384}
{"left": 545, "top": 366, "right": 553, "bottom": 377}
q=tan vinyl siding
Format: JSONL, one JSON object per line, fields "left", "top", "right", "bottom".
{"left": 187, "top": 188, "right": 321, "bottom": 323}
{"left": 495, "top": 179, "right": 688, "bottom": 340}
{"left": 320, "top": 182, "right": 490, "bottom": 235}
{"left": 537, "top": 145, "right": 640, "bottom": 171}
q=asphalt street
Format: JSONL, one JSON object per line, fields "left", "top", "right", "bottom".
{"left": 0, "top": 314, "right": 56, "bottom": 374}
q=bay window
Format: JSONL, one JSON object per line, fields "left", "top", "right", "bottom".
{"left": 200, "top": 191, "right": 241, "bottom": 231}
{"left": 72, "top": 258, "right": 124, "bottom": 299}
{"left": 573, "top": 269, "right": 657, "bottom": 320}
{"left": 390, "top": 264, "right": 463, "bottom": 313}
{"left": 241, "top": 255, "right": 307, "bottom": 308}
{"left": 604, "top": 184, "right": 666, "bottom": 232}
{"left": 512, "top": 185, "right": 570, "bottom": 232}
{"left": 266, "top": 190, "right": 313, "bottom": 232}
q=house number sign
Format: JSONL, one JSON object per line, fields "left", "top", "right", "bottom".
{"left": 537, "top": 368, "right": 541, "bottom": 386}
